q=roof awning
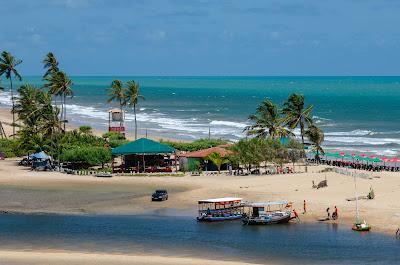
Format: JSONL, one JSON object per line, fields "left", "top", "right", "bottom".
{"left": 111, "top": 138, "right": 176, "bottom": 155}
{"left": 244, "top": 200, "right": 289, "bottom": 207}
{"left": 198, "top": 197, "right": 242, "bottom": 204}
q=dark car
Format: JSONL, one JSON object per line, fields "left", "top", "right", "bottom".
{"left": 151, "top": 190, "right": 168, "bottom": 201}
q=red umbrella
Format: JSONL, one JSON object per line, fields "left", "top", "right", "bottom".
{"left": 339, "top": 152, "right": 346, "bottom": 156}
{"left": 389, "top": 158, "right": 400, "bottom": 168}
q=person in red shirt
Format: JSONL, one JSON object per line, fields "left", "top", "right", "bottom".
{"left": 292, "top": 209, "right": 300, "bottom": 221}
{"left": 332, "top": 206, "right": 339, "bottom": 220}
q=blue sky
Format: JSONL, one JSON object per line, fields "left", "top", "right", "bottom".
{"left": 2, "top": 0, "right": 400, "bottom": 75}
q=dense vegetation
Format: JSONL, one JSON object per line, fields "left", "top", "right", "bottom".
{"left": 0, "top": 51, "right": 115, "bottom": 169}
{"left": 0, "top": 50, "right": 325, "bottom": 172}
{"left": 160, "top": 138, "right": 228, "bottom": 151}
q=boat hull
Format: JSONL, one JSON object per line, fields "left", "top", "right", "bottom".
{"left": 352, "top": 223, "right": 371, "bottom": 232}
{"left": 242, "top": 215, "right": 292, "bottom": 225}
{"left": 197, "top": 215, "right": 242, "bottom": 222}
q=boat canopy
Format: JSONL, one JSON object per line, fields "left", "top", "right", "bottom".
{"left": 244, "top": 200, "right": 289, "bottom": 207}
{"left": 198, "top": 197, "right": 242, "bottom": 204}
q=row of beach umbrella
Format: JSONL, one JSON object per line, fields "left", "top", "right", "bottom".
{"left": 309, "top": 151, "right": 400, "bottom": 165}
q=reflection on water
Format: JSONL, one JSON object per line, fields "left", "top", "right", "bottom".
{"left": 0, "top": 213, "right": 399, "bottom": 265}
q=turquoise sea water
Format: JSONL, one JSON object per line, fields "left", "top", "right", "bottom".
{"left": 0, "top": 213, "right": 399, "bottom": 265}
{"left": 1, "top": 76, "right": 399, "bottom": 156}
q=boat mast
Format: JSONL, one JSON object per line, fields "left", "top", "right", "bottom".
{"left": 353, "top": 172, "right": 360, "bottom": 223}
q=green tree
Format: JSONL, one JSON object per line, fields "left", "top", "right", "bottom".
{"left": 305, "top": 124, "right": 325, "bottom": 162}
{"left": 107, "top": 80, "right": 125, "bottom": 127}
{"left": 0, "top": 51, "right": 22, "bottom": 137}
{"left": 286, "top": 139, "right": 303, "bottom": 171}
{"left": 282, "top": 94, "right": 313, "bottom": 172}
{"left": 45, "top": 71, "right": 73, "bottom": 131}
{"left": 42, "top": 52, "right": 59, "bottom": 79}
{"left": 282, "top": 93, "right": 313, "bottom": 148}
{"left": 205, "top": 152, "right": 230, "bottom": 174}
{"left": 245, "top": 99, "right": 293, "bottom": 139}
{"left": 125, "top": 80, "right": 145, "bottom": 140}
{"left": 79, "top": 125, "right": 93, "bottom": 135}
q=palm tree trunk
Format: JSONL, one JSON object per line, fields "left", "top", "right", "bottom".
{"left": 9, "top": 77, "right": 15, "bottom": 138}
{"left": 119, "top": 99, "right": 123, "bottom": 128}
{"left": 300, "top": 122, "right": 308, "bottom": 173}
{"left": 60, "top": 94, "right": 64, "bottom": 132}
{"left": 63, "top": 93, "right": 66, "bottom": 132}
{"left": 134, "top": 104, "right": 137, "bottom": 140}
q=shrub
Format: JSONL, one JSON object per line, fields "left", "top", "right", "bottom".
{"left": 0, "top": 138, "right": 24, "bottom": 157}
{"left": 60, "top": 146, "right": 111, "bottom": 168}
{"left": 160, "top": 138, "right": 228, "bottom": 151}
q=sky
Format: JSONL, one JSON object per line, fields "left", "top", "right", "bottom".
{"left": 1, "top": 0, "right": 400, "bottom": 76}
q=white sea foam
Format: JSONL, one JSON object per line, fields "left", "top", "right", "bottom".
{"left": 324, "top": 130, "right": 374, "bottom": 136}
{"left": 0, "top": 92, "right": 12, "bottom": 106}
{"left": 210, "top": 120, "right": 247, "bottom": 128}
{"left": 324, "top": 136, "right": 400, "bottom": 146}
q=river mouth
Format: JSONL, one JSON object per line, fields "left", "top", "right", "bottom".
{"left": 0, "top": 212, "right": 399, "bottom": 265}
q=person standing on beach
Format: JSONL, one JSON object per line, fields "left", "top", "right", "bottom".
{"left": 303, "top": 200, "right": 307, "bottom": 214}
{"left": 333, "top": 206, "right": 338, "bottom": 219}
{"left": 293, "top": 209, "right": 300, "bottom": 222}
{"left": 326, "top": 207, "right": 330, "bottom": 219}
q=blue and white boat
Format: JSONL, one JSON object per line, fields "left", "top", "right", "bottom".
{"left": 241, "top": 201, "right": 294, "bottom": 225}
{"left": 197, "top": 197, "right": 243, "bottom": 222}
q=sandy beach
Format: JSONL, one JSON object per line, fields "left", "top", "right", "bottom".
{"left": 0, "top": 250, "right": 270, "bottom": 265}
{"left": 1, "top": 107, "right": 400, "bottom": 264}
{"left": 1, "top": 158, "right": 399, "bottom": 234}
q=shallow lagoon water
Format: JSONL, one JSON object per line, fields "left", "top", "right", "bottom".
{"left": 0, "top": 212, "right": 399, "bottom": 265}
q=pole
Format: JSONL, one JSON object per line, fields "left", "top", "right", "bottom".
{"left": 208, "top": 125, "right": 211, "bottom": 140}
{"left": 142, "top": 154, "right": 145, "bottom": 173}
{"left": 354, "top": 171, "right": 359, "bottom": 223}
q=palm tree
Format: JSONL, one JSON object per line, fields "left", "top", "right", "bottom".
{"left": 282, "top": 93, "right": 313, "bottom": 149}
{"left": 206, "top": 152, "right": 230, "bottom": 175}
{"left": 125, "top": 80, "right": 145, "bottom": 139}
{"left": 45, "top": 71, "right": 73, "bottom": 131}
{"left": 245, "top": 99, "right": 292, "bottom": 139}
{"left": 43, "top": 52, "right": 59, "bottom": 79}
{"left": 0, "top": 51, "right": 22, "bottom": 137}
{"left": 107, "top": 80, "right": 125, "bottom": 128}
{"left": 305, "top": 124, "right": 325, "bottom": 163}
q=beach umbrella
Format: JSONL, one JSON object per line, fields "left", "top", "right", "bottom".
{"left": 389, "top": 158, "right": 400, "bottom": 168}
{"left": 370, "top": 157, "right": 383, "bottom": 163}
{"left": 380, "top": 157, "right": 390, "bottom": 166}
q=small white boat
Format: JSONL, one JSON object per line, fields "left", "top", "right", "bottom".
{"left": 242, "top": 201, "right": 294, "bottom": 225}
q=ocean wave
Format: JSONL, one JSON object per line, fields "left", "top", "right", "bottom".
{"left": 0, "top": 92, "right": 12, "bottom": 106}
{"left": 324, "top": 129, "right": 374, "bottom": 136}
{"left": 324, "top": 136, "right": 400, "bottom": 146}
{"left": 210, "top": 120, "right": 248, "bottom": 128}
{"left": 324, "top": 147, "right": 398, "bottom": 156}
{"left": 66, "top": 103, "right": 248, "bottom": 138}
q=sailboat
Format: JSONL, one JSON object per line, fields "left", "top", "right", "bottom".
{"left": 351, "top": 172, "right": 371, "bottom": 232}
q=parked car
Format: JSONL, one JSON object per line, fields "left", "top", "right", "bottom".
{"left": 151, "top": 190, "right": 168, "bottom": 201}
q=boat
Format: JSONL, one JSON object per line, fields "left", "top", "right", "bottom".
{"left": 351, "top": 172, "right": 371, "bottom": 232}
{"left": 241, "top": 201, "right": 294, "bottom": 225}
{"left": 197, "top": 197, "right": 243, "bottom": 222}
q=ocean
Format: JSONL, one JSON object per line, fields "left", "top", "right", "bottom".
{"left": 0, "top": 213, "right": 398, "bottom": 265}
{"left": 0, "top": 76, "right": 399, "bottom": 156}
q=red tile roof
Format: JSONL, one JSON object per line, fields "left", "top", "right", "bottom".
{"left": 180, "top": 146, "right": 232, "bottom": 158}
